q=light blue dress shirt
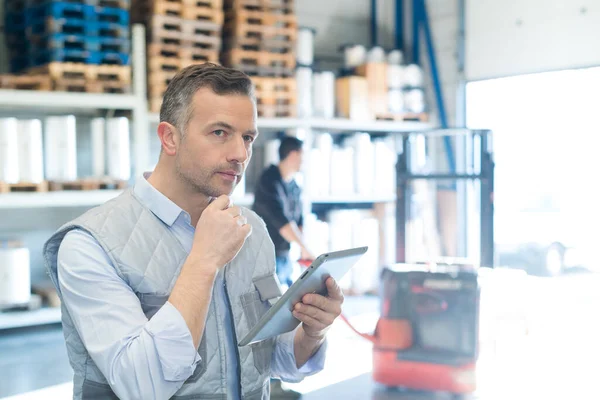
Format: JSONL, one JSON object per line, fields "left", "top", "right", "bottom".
{"left": 57, "top": 174, "right": 326, "bottom": 400}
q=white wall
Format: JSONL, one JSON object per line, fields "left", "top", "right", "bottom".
{"left": 466, "top": 0, "right": 600, "bottom": 80}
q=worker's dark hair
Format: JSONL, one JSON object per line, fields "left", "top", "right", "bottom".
{"left": 279, "top": 136, "right": 304, "bottom": 161}
{"left": 160, "top": 63, "right": 255, "bottom": 135}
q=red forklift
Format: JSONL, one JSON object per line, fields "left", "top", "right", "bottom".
{"left": 343, "top": 130, "right": 493, "bottom": 399}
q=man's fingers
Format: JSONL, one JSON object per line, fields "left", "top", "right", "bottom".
{"left": 209, "top": 195, "right": 231, "bottom": 210}
{"left": 293, "top": 310, "right": 327, "bottom": 331}
{"left": 326, "top": 277, "right": 344, "bottom": 303}
{"left": 301, "top": 293, "right": 341, "bottom": 315}
{"left": 227, "top": 206, "right": 242, "bottom": 218}
{"left": 294, "top": 303, "right": 335, "bottom": 326}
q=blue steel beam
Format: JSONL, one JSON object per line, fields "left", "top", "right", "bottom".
{"left": 395, "top": 0, "right": 404, "bottom": 51}
{"left": 412, "top": 0, "right": 420, "bottom": 63}
{"left": 371, "top": 0, "right": 378, "bottom": 46}
{"left": 420, "top": 0, "right": 456, "bottom": 173}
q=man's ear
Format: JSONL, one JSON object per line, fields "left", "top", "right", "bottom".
{"left": 157, "top": 122, "right": 180, "bottom": 156}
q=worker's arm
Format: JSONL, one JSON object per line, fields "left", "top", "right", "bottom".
{"left": 279, "top": 221, "right": 314, "bottom": 260}
{"left": 58, "top": 230, "right": 198, "bottom": 400}
{"left": 169, "top": 196, "right": 251, "bottom": 348}
{"left": 58, "top": 196, "right": 250, "bottom": 400}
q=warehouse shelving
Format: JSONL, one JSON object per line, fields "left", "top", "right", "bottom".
{"left": 0, "top": 190, "right": 123, "bottom": 209}
{"left": 0, "top": 307, "right": 62, "bottom": 330}
{"left": 148, "top": 113, "right": 433, "bottom": 133}
{"left": 0, "top": 90, "right": 138, "bottom": 112}
{"left": 311, "top": 194, "right": 396, "bottom": 204}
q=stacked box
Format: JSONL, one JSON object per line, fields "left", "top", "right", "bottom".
{"left": 131, "top": 0, "right": 224, "bottom": 112}
{"left": 2, "top": 0, "right": 132, "bottom": 93}
{"left": 222, "top": 0, "right": 297, "bottom": 117}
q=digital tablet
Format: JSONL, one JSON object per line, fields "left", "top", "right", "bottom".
{"left": 238, "top": 246, "right": 368, "bottom": 346}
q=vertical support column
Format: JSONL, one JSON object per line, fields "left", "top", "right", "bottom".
{"left": 131, "top": 24, "right": 150, "bottom": 177}
{"left": 395, "top": 0, "right": 404, "bottom": 51}
{"left": 371, "top": 0, "right": 378, "bottom": 46}
{"left": 411, "top": 0, "right": 420, "bottom": 64}
{"left": 396, "top": 135, "right": 410, "bottom": 262}
{"left": 479, "top": 130, "right": 495, "bottom": 267}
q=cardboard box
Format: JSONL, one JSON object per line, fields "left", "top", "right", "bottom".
{"left": 356, "top": 62, "right": 389, "bottom": 117}
{"left": 335, "top": 76, "right": 370, "bottom": 120}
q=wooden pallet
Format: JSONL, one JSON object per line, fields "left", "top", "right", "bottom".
{"left": 148, "top": 15, "right": 222, "bottom": 49}
{"left": 133, "top": 0, "right": 224, "bottom": 24}
{"left": 224, "top": 36, "right": 293, "bottom": 54}
{"left": 28, "top": 62, "right": 131, "bottom": 84}
{"left": 0, "top": 181, "right": 49, "bottom": 193}
{"left": 225, "top": 0, "right": 294, "bottom": 13}
{"left": 225, "top": 21, "right": 296, "bottom": 42}
{"left": 147, "top": 44, "right": 219, "bottom": 69}
{"left": 376, "top": 112, "right": 429, "bottom": 122}
{"left": 148, "top": 55, "right": 218, "bottom": 75}
{"left": 150, "top": 96, "right": 164, "bottom": 113}
{"left": 222, "top": 48, "right": 295, "bottom": 71}
{"left": 0, "top": 75, "right": 52, "bottom": 91}
{"left": 253, "top": 77, "right": 296, "bottom": 106}
{"left": 225, "top": 8, "right": 297, "bottom": 28}
{"left": 49, "top": 178, "right": 127, "bottom": 191}
{"left": 257, "top": 104, "right": 295, "bottom": 118}
{"left": 147, "top": 70, "right": 178, "bottom": 98}
{"left": 53, "top": 78, "right": 131, "bottom": 93}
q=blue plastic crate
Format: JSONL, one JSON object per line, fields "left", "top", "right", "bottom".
{"left": 25, "top": 2, "right": 94, "bottom": 24}
{"left": 92, "top": 5, "right": 129, "bottom": 25}
{"left": 26, "top": 17, "right": 129, "bottom": 38}
{"left": 29, "top": 48, "right": 130, "bottom": 66}
{"left": 28, "top": 33, "right": 131, "bottom": 53}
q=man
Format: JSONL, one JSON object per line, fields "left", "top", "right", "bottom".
{"left": 43, "top": 63, "right": 343, "bottom": 400}
{"left": 253, "top": 137, "right": 315, "bottom": 290}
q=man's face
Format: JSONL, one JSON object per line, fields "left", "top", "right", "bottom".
{"left": 175, "top": 88, "right": 258, "bottom": 197}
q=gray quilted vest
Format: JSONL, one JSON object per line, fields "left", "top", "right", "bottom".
{"left": 44, "top": 189, "right": 280, "bottom": 400}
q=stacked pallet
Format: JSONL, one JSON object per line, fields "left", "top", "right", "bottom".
{"left": 2, "top": 0, "right": 132, "bottom": 93}
{"left": 222, "top": 0, "right": 297, "bottom": 117}
{"left": 131, "top": 0, "right": 224, "bottom": 112}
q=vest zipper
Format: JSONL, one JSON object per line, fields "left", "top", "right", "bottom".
{"left": 223, "top": 272, "right": 243, "bottom": 398}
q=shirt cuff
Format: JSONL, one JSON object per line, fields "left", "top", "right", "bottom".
{"left": 272, "top": 329, "right": 328, "bottom": 383}
{"left": 145, "top": 301, "right": 201, "bottom": 382}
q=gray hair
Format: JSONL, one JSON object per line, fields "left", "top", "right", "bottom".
{"left": 159, "top": 63, "right": 255, "bottom": 135}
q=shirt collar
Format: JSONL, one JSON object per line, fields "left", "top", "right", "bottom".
{"left": 133, "top": 172, "right": 186, "bottom": 227}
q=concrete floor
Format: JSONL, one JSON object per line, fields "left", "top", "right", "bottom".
{"left": 2, "top": 271, "right": 600, "bottom": 400}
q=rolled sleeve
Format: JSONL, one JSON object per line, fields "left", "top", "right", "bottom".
{"left": 270, "top": 329, "right": 328, "bottom": 383}
{"left": 146, "top": 301, "right": 201, "bottom": 381}
{"left": 57, "top": 229, "right": 200, "bottom": 399}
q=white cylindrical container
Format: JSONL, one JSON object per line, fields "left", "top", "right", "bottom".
{"left": 351, "top": 216, "right": 380, "bottom": 294}
{"left": 0, "top": 245, "right": 31, "bottom": 307}
{"left": 405, "top": 89, "right": 426, "bottom": 113}
{"left": 91, "top": 118, "right": 106, "bottom": 178}
{"left": 343, "top": 44, "right": 367, "bottom": 68}
{"left": 330, "top": 146, "right": 355, "bottom": 196}
{"left": 367, "top": 46, "right": 386, "bottom": 63}
{"left": 306, "top": 148, "right": 324, "bottom": 197}
{"left": 387, "top": 64, "right": 404, "bottom": 89}
{"left": 296, "top": 66, "right": 313, "bottom": 118}
{"left": 17, "top": 120, "right": 44, "bottom": 183}
{"left": 314, "top": 133, "right": 332, "bottom": 196}
{"left": 296, "top": 27, "right": 315, "bottom": 66}
{"left": 264, "top": 139, "right": 280, "bottom": 168}
{"left": 404, "top": 64, "right": 424, "bottom": 87}
{"left": 387, "top": 49, "right": 403, "bottom": 65}
{"left": 373, "top": 139, "right": 396, "bottom": 196}
{"left": 313, "top": 71, "right": 336, "bottom": 119}
{"left": 388, "top": 89, "right": 404, "bottom": 113}
{"left": 0, "top": 118, "right": 19, "bottom": 184}
{"left": 106, "top": 117, "right": 131, "bottom": 181}
{"left": 347, "top": 133, "right": 374, "bottom": 196}
{"left": 45, "top": 115, "right": 77, "bottom": 181}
